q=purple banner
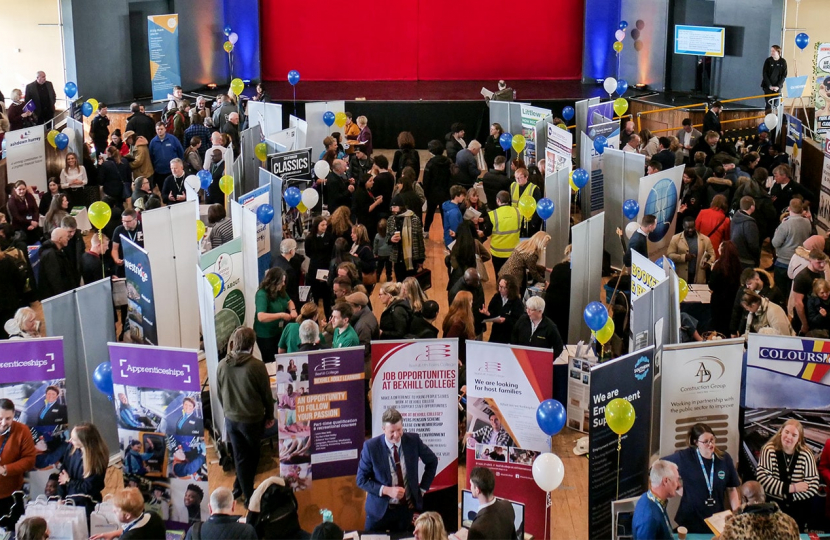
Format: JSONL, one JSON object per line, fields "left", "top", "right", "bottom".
{"left": 0, "top": 338, "right": 65, "bottom": 384}
{"left": 109, "top": 343, "right": 200, "bottom": 392}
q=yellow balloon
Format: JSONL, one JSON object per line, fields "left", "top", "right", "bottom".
{"left": 557, "top": 122, "right": 568, "bottom": 130}
{"left": 255, "top": 142, "right": 268, "bottom": 162}
{"left": 47, "top": 130, "right": 59, "bottom": 149}
{"left": 518, "top": 195, "right": 536, "bottom": 220}
{"left": 512, "top": 134, "right": 526, "bottom": 154}
{"left": 613, "top": 98, "right": 629, "bottom": 117}
{"left": 605, "top": 397, "right": 635, "bottom": 435}
{"left": 569, "top": 175, "right": 579, "bottom": 192}
{"left": 613, "top": 41, "right": 624, "bottom": 53}
{"left": 87, "top": 98, "right": 98, "bottom": 115}
{"left": 334, "top": 112, "right": 347, "bottom": 128}
{"left": 219, "top": 175, "right": 234, "bottom": 195}
{"left": 196, "top": 220, "right": 206, "bottom": 241}
{"left": 223, "top": 41, "right": 233, "bottom": 53}
{"left": 595, "top": 317, "right": 615, "bottom": 345}
{"left": 296, "top": 201, "right": 307, "bottom": 213}
{"left": 678, "top": 278, "right": 689, "bottom": 302}
{"left": 230, "top": 78, "right": 244, "bottom": 96}
{"left": 87, "top": 201, "right": 112, "bottom": 230}
{"left": 206, "top": 273, "right": 223, "bottom": 298}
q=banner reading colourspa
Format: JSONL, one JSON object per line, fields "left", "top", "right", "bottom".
{"left": 0, "top": 338, "right": 69, "bottom": 497}
{"left": 589, "top": 346, "right": 654, "bottom": 540}
{"left": 746, "top": 334, "right": 830, "bottom": 409}
{"left": 109, "top": 343, "right": 207, "bottom": 528}
{"left": 465, "top": 342, "right": 553, "bottom": 540}
{"left": 122, "top": 237, "right": 158, "bottom": 345}
{"left": 660, "top": 340, "right": 744, "bottom": 459}
{"left": 371, "top": 340, "right": 458, "bottom": 492}
{"left": 147, "top": 14, "right": 182, "bottom": 102}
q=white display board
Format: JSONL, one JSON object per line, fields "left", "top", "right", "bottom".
{"left": 674, "top": 25, "right": 725, "bottom": 57}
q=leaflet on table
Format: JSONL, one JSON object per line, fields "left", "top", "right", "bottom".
{"left": 567, "top": 349, "right": 598, "bottom": 434}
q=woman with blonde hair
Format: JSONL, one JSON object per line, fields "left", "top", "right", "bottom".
{"left": 350, "top": 223, "right": 376, "bottom": 289}
{"left": 442, "top": 291, "right": 475, "bottom": 363}
{"left": 4, "top": 307, "right": 41, "bottom": 339}
{"left": 60, "top": 152, "right": 88, "bottom": 208}
{"left": 329, "top": 206, "right": 354, "bottom": 246}
{"left": 756, "top": 419, "right": 819, "bottom": 530}
{"left": 401, "top": 276, "right": 429, "bottom": 315}
{"left": 498, "top": 231, "right": 551, "bottom": 293}
{"left": 377, "top": 281, "right": 413, "bottom": 339}
{"left": 413, "top": 511, "right": 448, "bottom": 540}
{"left": 59, "top": 422, "right": 108, "bottom": 512}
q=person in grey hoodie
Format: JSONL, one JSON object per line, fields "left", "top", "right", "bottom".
{"left": 731, "top": 196, "right": 761, "bottom": 269}
{"left": 216, "top": 326, "right": 275, "bottom": 504}
{"left": 771, "top": 198, "right": 812, "bottom": 302}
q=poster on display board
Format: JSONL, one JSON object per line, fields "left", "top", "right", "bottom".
{"left": 659, "top": 340, "right": 744, "bottom": 460}
{"left": 585, "top": 102, "right": 620, "bottom": 213}
{"left": 814, "top": 43, "right": 830, "bottom": 143}
{"left": 109, "top": 343, "right": 207, "bottom": 529}
{"left": 637, "top": 166, "right": 684, "bottom": 259}
{"left": 269, "top": 148, "right": 312, "bottom": 180}
{"left": 589, "top": 346, "right": 654, "bottom": 540}
{"left": 199, "top": 237, "right": 246, "bottom": 355}
{"left": 5, "top": 125, "right": 47, "bottom": 191}
{"left": 783, "top": 114, "right": 803, "bottom": 183}
{"left": 630, "top": 250, "right": 666, "bottom": 302}
{"left": 122, "top": 237, "right": 157, "bottom": 345}
{"left": 371, "top": 340, "right": 458, "bottom": 493}
{"left": 270, "top": 348, "right": 365, "bottom": 491}
{"left": 147, "top": 14, "right": 181, "bottom": 103}
{"left": 520, "top": 105, "right": 550, "bottom": 165}
{"left": 545, "top": 122, "right": 573, "bottom": 176}
{"left": 0, "top": 338, "right": 69, "bottom": 497}
{"left": 464, "top": 342, "right": 553, "bottom": 540}
{"left": 236, "top": 185, "right": 272, "bottom": 280}
{"left": 567, "top": 353, "right": 598, "bottom": 433}
{"left": 818, "top": 142, "right": 830, "bottom": 233}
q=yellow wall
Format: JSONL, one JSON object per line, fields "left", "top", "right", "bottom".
{"left": 782, "top": 0, "right": 830, "bottom": 104}
{"left": 0, "top": 0, "right": 65, "bottom": 110}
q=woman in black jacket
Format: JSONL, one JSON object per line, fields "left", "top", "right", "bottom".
{"left": 305, "top": 216, "right": 334, "bottom": 317}
{"left": 350, "top": 224, "right": 376, "bottom": 290}
{"left": 676, "top": 168, "right": 706, "bottom": 233}
{"left": 351, "top": 175, "right": 383, "bottom": 241}
{"left": 544, "top": 245, "right": 573, "bottom": 338}
{"left": 59, "top": 423, "right": 108, "bottom": 516}
{"left": 483, "top": 122, "right": 509, "bottom": 170}
{"left": 392, "top": 131, "right": 420, "bottom": 181}
{"left": 482, "top": 275, "right": 524, "bottom": 344}
{"left": 377, "top": 281, "right": 413, "bottom": 339}
{"left": 98, "top": 147, "right": 131, "bottom": 204}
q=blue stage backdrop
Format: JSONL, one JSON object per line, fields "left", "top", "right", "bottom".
{"left": 582, "top": 0, "right": 622, "bottom": 83}
{"left": 222, "top": 0, "right": 260, "bottom": 83}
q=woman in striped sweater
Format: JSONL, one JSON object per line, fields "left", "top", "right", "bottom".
{"left": 756, "top": 419, "right": 819, "bottom": 531}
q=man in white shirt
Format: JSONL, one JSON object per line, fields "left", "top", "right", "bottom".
{"left": 675, "top": 119, "right": 702, "bottom": 163}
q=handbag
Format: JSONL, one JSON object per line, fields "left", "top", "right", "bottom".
{"left": 475, "top": 255, "right": 489, "bottom": 283}
{"left": 362, "top": 272, "right": 377, "bottom": 287}
{"left": 415, "top": 268, "right": 432, "bottom": 291}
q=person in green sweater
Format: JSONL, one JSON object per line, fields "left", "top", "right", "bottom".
{"left": 331, "top": 302, "right": 360, "bottom": 348}
{"left": 254, "top": 268, "right": 297, "bottom": 363}
{"left": 278, "top": 302, "right": 321, "bottom": 354}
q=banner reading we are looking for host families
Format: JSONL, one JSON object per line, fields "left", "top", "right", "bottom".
{"left": 109, "top": 343, "right": 207, "bottom": 528}
{"left": 465, "top": 342, "right": 553, "bottom": 540}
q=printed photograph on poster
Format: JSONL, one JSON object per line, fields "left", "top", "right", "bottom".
{"left": 120, "top": 430, "right": 168, "bottom": 478}
{"left": 474, "top": 444, "right": 509, "bottom": 462}
{"left": 277, "top": 381, "right": 310, "bottom": 439}
{"left": 168, "top": 478, "right": 208, "bottom": 525}
{"left": 465, "top": 397, "right": 515, "bottom": 447}
{"left": 817, "top": 75, "right": 830, "bottom": 142}
{"left": 170, "top": 436, "right": 207, "bottom": 481}
{"left": 509, "top": 448, "right": 541, "bottom": 465}
{"left": 0, "top": 380, "right": 67, "bottom": 429}
{"left": 279, "top": 436, "right": 311, "bottom": 465}
{"left": 820, "top": 152, "right": 830, "bottom": 232}
{"left": 281, "top": 463, "right": 312, "bottom": 492}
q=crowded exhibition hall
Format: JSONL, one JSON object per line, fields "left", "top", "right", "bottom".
{"left": 1, "top": 0, "right": 830, "bottom": 538}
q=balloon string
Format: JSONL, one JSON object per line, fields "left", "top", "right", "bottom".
{"left": 616, "top": 434, "right": 622, "bottom": 500}
{"left": 99, "top": 230, "right": 104, "bottom": 278}
{"left": 544, "top": 491, "right": 551, "bottom": 540}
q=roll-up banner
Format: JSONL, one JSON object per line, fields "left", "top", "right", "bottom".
{"left": 199, "top": 237, "right": 246, "bottom": 353}
{"left": 545, "top": 122, "right": 572, "bottom": 176}
{"left": 638, "top": 166, "right": 685, "bottom": 259}
{"left": 237, "top": 185, "right": 272, "bottom": 280}
{"left": 589, "top": 346, "right": 654, "bottom": 540}
{"left": 0, "top": 338, "right": 69, "bottom": 496}
{"left": 783, "top": 114, "right": 803, "bottom": 183}
{"left": 814, "top": 43, "right": 830, "bottom": 144}
{"left": 520, "top": 104, "right": 551, "bottom": 165}
{"left": 371, "top": 340, "right": 459, "bottom": 493}
{"left": 109, "top": 343, "right": 207, "bottom": 530}
{"left": 6, "top": 125, "right": 47, "bottom": 191}
{"left": 147, "top": 14, "right": 182, "bottom": 103}
{"left": 660, "top": 340, "right": 744, "bottom": 459}
{"left": 122, "top": 237, "right": 158, "bottom": 345}
{"left": 585, "top": 102, "right": 621, "bottom": 213}
{"left": 464, "top": 342, "right": 553, "bottom": 540}
{"left": 630, "top": 250, "right": 666, "bottom": 302}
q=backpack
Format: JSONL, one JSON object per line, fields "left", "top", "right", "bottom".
{"left": 247, "top": 482, "right": 302, "bottom": 539}
{"left": 164, "top": 109, "right": 183, "bottom": 135}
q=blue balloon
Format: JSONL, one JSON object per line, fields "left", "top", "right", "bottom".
{"left": 197, "top": 170, "right": 212, "bottom": 190}
{"left": 619, "top": 20, "right": 628, "bottom": 30}
{"left": 81, "top": 102, "right": 93, "bottom": 117}
{"left": 287, "top": 70, "right": 301, "bottom": 86}
{"left": 758, "top": 123, "right": 769, "bottom": 133}
{"left": 583, "top": 301, "right": 609, "bottom": 332}
{"left": 223, "top": 25, "right": 232, "bottom": 36}
{"left": 795, "top": 33, "right": 809, "bottom": 51}
{"left": 64, "top": 81, "right": 77, "bottom": 99}
{"left": 572, "top": 168, "right": 589, "bottom": 189}
{"left": 655, "top": 257, "right": 676, "bottom": 271}
{"left": 562, "top": 106, "right": 575, "bottom": 122}
{"left": 499, "top": 133, "right": 513, "bottom": 151}
{"left": 54, "top": 133, "right": 69, "bottom": 151}
{"left": 93, "top": 362, "right": 113, "bottom": 397}
{"left": 594, "top": 135, "right": 608, "bottom": 155}
{"left": 616, "top": 79, "right": 629, "bottom": 96}
{"left": 536, "top": 198, "right": 555, "bottom": 220}
{"left": 536, "top": 399, "right": 567, "bottom": 436}
{"left": 622, "top": 199, "right": 640, "bottom": 220}
{"left": 256, "top": 204, "right": 275, "bottom": 224}
{"left": 322, "top": 111, "right": 335, "bottom": 127}
{"left": 284, "top": 186, "right": 302, "bottom": 208}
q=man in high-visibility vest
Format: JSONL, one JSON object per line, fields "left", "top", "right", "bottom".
{"left": 488, "top": 191, "right": 521, "bottom": 277}
{"left": 510, "top": 167, "right": 542, "bottom": 235}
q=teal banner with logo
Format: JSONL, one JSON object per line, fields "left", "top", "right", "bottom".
{"left": 147, "top": 14, "right": 182, "bottom": 102}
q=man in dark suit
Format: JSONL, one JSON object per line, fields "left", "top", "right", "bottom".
{"left": 24, "top": 71, "right": 56, "bottom": 125}
{"left": 510, "top": 296, "right": 564, "bottom": 358}
{"left": 653, "top": 137, "right": 676, "bottom": 172}
{"left": 618, "top": 214, "right": 656, "bottom": 268}
{"left": 703, "top": 101, "right": 722, "bottom": 135}
{"left": 125, "top": 103, "right": 157, "bottom": 143}
{"left": 465, "top": 467, "right": 516, "bottom": 540}
{"left": 36, "top": 386, "right": 67, "bottom": 426}
{"left": 481, "top": 156, "right": 511, "bottom": 206}
{"left": 357, "top": 407, "right": 438, "bottom": 533}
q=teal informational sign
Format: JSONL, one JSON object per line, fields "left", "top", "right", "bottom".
{"left": 147, "top": 14, "right": 182, "bottom": 102}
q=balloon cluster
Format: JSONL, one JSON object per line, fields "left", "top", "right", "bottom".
{"left": 284, "top": 185, "right": 319, "bottom": 214}
{"left": 81, "top": 98, "right": 99, "bottom": 118}
{"left": 613, "top": 21, "right": 627, "bottom": 55}
{"left": 630, "top": 20, "right": 646, "bottom": 52}
{"left": 584, "top": 301, "right": 614, "bottom": 345}
{"left": 223, "top": 25, "right": 238, "bottom": 53}
{"left": 531, "top": 399, "right": 566, "bottom": 492}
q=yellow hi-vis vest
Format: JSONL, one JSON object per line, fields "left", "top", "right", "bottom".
{"left": 488, "top": 205, "right": 521, "bottom": 258}
{"left": 510, "top": 181, "right": 539, "bottom": 208}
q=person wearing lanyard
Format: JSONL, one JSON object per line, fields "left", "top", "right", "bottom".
{"left": 90, "top": 487, "right": 166, "bottom": 540}
{"left": 0, "top": 399, "right": 36, "bottom": 530}
{"left": 162, "top": 158, "right": 188, "bottom": 205}
{"left": 632, "top": 460, "right": 682, "bottom": 540}
{"left": 662, "top": 423, "right": 740, "bottom": 533}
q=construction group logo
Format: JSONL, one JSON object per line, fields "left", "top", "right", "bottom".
{"left": 681, "top": 356, "right": 726, "bottom": 392}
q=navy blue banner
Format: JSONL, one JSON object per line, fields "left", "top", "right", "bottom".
{"left": 122, "top": 237, "right": 158, "bottom": 345}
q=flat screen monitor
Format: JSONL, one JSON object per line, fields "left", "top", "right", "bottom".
{"left": 461, "top": 489, "right": 524, "bottom": 540}
{"left": 674, "top": 25, "right": 725, "bottom": 57}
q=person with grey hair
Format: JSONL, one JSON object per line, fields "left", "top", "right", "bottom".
{"left": 7, "top": 88, "right": 35, "bottom": 130}
{"left": 298, "top": 320, "right": 321, "bottom": 351}
{"left": 455, "top": 140, "right": 482, "bottom": 188}
{"left": 4, "top": 307, "right": 41, "bottom": 340}
{"left": 24, "top": 71, "right": 56, "bottom": 125}
{"left": 184, "top": 487, "right": 257, "bottom": 539}
{"left": 319, "top": 159, "right": 353, "bottom": 212}
{"left": 38, "top": 228, "right": 76, "bottom": 300}
{"left": 162, "top": 157, "right": 188, "bottom": 205}
{"left": 632, "top": 460, "right": 682, "bottom": 540}
{"left": 510, "top": 295, "right": 564, "bottom": 357}
{"left": 272, "top": 238, "right": 302, "bottom": 307}
{"left": 222, "top": 111, "right": 240, "bottom": 155}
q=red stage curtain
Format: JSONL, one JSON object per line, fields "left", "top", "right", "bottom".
{"left": 260, "top": 0, "right": 583, "bottom": 81}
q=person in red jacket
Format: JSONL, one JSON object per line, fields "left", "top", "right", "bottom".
{"left": 696, "top": 194, "right": 731, "bottom": 255}
{"left": 0, "top": 398, "right": 37, "bottom": 529}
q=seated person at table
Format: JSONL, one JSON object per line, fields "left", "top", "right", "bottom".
{"left": 717, "top": 481, "right": 799, "bottom": 540}
{"left": 632, "top": 460, "right": 681, "bottom": 540}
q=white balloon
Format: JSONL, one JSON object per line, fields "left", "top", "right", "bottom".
{"left": 61, "top": 127, "right": 74, "bottom": 137}
{"left": 603, "top": 77, "right": 618, "bottom": 95}
{"left": 314, "top": 160, "right": 331, "bottom": 179}
{"left": 532, "top": 452, "right": 565, "bottom": 492}
{"left": 228, "top": 32, "right": 239, "bottom": 45}
{"left": 185, "top": 175, "right": 200, "bottom": 190}
{"left": 764, "top": 113, "right": 778, "bottom": 130}
{"left": 615, "top": 30, "right": 625, "bottom": 41}
{"left": 302, "top": 188, "right": 319, "bottom": 209}
{"left": 625, "top": 222, "right": 639, "bottom": 239}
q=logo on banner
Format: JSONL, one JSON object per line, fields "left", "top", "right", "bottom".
{"left": 124, "top": 260, "right": 148, "bottom": 282}
{"left": 414, "top": 344, "right": 453, "bottom": 362}
{"left": 758, "top": 345, "right": 830, "bottom": 364}
{"left": 634, "top": 356, "right": 650, "bottom": 380}
{"left": 315, "top": 357, "right": 341, "bottom": 373}
{"left": 696, "top": 363, "right": 712, "bottom": 383}
{"left": 478, "top": 362, "right": 502, "bottom": 373}
{"left": 118, "top": 358, "right": 191, "bottom": 383}
{"left": 0, "top": 352, "right": 56, "bottom": 373}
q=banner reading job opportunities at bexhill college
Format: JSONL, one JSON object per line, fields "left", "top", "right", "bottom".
{"left": 122, "top": 237, "right": 158, "bottom": 345}
{"left": 109, "top": 343, "right": 208, "bottom": 528}
{"left": 464, "top": 342, "right": 553, "bottom": 540}
{"left": 147, "top": 14, "right": 182, "bottom": 102}
{"left": 371, "top": 340, "right": 458, "bottom": 492}
{"left": 0, "top": 338, "right": 69, "bottom": 497}
{"left": 589, "top": 346, "right": 654, "bottom": 540}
